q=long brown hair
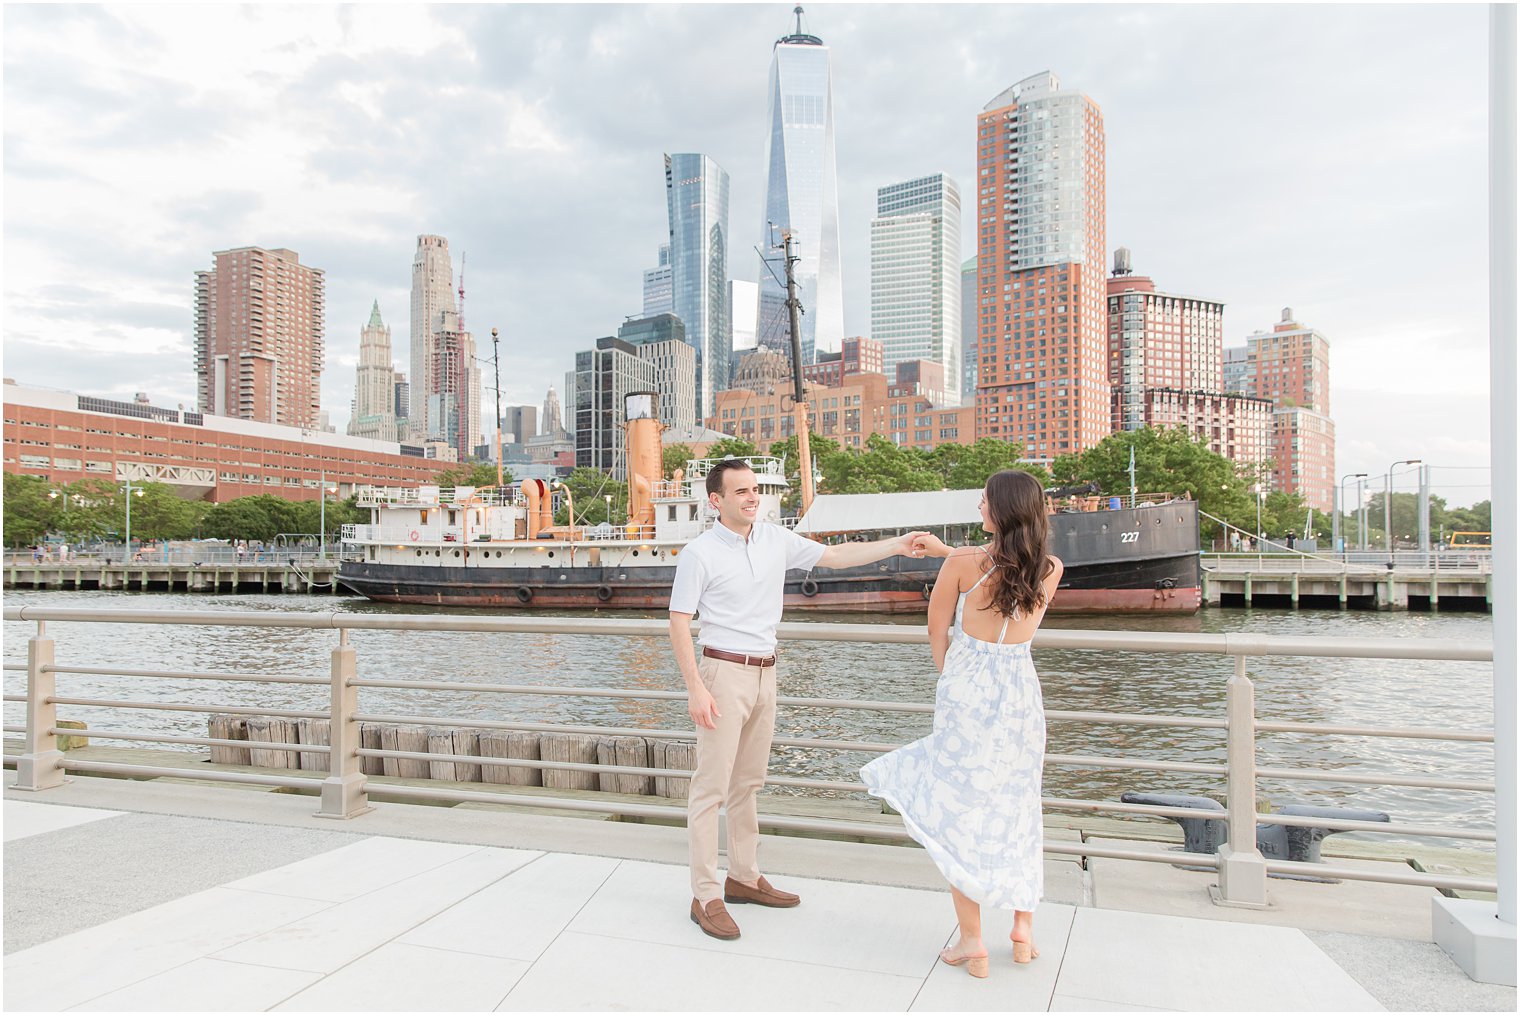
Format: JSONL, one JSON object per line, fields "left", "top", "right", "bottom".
{"left": 980, "top": 469, "right": 1054, "bottom": 618}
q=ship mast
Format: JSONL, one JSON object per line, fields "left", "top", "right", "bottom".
{"left": 782, "top": 229, "right": 815, "bottom": 514}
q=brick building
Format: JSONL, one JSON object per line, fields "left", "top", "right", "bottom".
{"left": 3, "top": 381, "right": 445, "bottom": 502}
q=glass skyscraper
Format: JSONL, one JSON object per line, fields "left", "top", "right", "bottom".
{"left": 755, "top": 10, "right": 843, "bottom": 368}
{"left": 665, "top": 153, "right": 730, "bottom": 420}
{"left": 870, "top": 173, "right": 961, "bottom": 405}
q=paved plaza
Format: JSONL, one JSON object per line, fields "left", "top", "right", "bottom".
{"left": 4, "top": 779, "right": 1514, "bottom": 1012}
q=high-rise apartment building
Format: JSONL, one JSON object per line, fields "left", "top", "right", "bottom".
{"left": 1106, "top": 248, "right": 1225, "bottom": 432}
{"left": 960, "top": 256, "right": 978, "bottom": 405}
{"left": 394, "top": 374, "right": 410, "bottom": 433}
{"left": 871, "top": 173, "right": 962, "bottom": 406}
{"left": 194, "top": 246, "right": 325, "bottom": 428}
{"left": 503, "top": 405, "right": 538, "bottom": 445}
{"left": 428, "top": 309, "right": 480, "bottom": 460}
{"left": 574, "top": 337, "right": 657, "bottom": 479}
{"left": 1234, "top": 308, "right": 1335, "bottom": 510}
{"left": 1141, "top": 388, "right": 1274, "bottom": 467}
{"left": 642, "top": 244, "right": 673, "bottom": 317}
{"left": 974, "top": 72, "right": 1108, "bottom": 462}
{"left": 755, "top": 9, "right": 843, "bottom": 366}
{"left": 563, "top": 370, "right": 577, "bottom": 438}
{"left": 618, "top": 313, "right": 697, "bottom": 433}
{"left": 802, "top": 336, "right": 884, "bottom": 388}
{"left": 347, "top": 301, "right": 398, "bottom": 442}
{"left": 665, "top": 153, "right": 731, "bottom": 419}
{"left": 409, "top": 234, "right": 457, "bottom": 443}
{"left": 1223, "top": 346, "right": 1250, "bottom": 395}
{"left": 542, "top": 384, "right": 564, "bottom": 436}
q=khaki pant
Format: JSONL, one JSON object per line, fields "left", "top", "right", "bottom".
{"left": 688, "top": 655, "right": 778, "bottom": 902}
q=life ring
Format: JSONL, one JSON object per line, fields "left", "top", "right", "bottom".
{"left": 595, "top": 585, "right": 614, "bottom": 602}
{"left": 409, "top": 530, "right": 420, "bottom": 542}
{"left": 800, "top": 577, "right": 819, "bottom": 598}
{"left": 515, "top": 586, "right": 533, "bottom": 603}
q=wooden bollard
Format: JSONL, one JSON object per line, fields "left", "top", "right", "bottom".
{"left": 453, "top": 730, "right": 482, "bottom": 783}
{"left": 480, "top": 731, "right": 543, "bottom": 787}
{"left": 297, "top": 718, "right": 331, "bottom": 773}
{"left": 381, "top": 724, "right": 430, "bottom": 779}
{"left": 426, "top": 728, "right": 458, "bottom": 782}
{"left": 208, "top": 715, "right": 251, "bottom": 765}
{"left": 359, "top": 723, "right": 385, "bottom": 776}
{"left": 653, "top": 740, "right": 696, "bottom": 799}
{"left": 598, "top": 736, "right": 652, "bottom": 795}
{"left": 539, "top": 732, "right": 598, "bottom": 791}
{"left": 245, "top": 717, "right": 297, "bottom": 770}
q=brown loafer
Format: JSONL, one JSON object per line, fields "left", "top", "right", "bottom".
{"left": 690, "top": 897, "right": 740, "bottom": 940}
{"left": 724, "top": 875, "right": 801, "bottom": 908}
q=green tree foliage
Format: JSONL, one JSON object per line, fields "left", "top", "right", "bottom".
{"left": 122, "top": 484, "right": 209, "bottom": 541}
{"left": 927, "top": 438, "right": 1050, "bottom": 490}
{"left": 765, "top": 431, "right": 840, "bottom": 513}
{"left": 706, "top": 436, "right": 759, "bottom": 460}
{"left": 1355, "top": 493, "right": 1493, "bottom": 548}
{"left": 551, "top": 467, "right": 628, "bottom": 527}
{"left": 3, "top": 473, "right": 53, "bottom": 546}
{"left": 662, "top": 443, "right": 694, "bottom": 479}
{"left": 818, "top": 433, "right": 942, "bottom": 494}
{"left": 432, "top": 462, "right": 509, "bottom": 490}
{"left": 200, "top": 495, "right": 308, "bottom": 543}
{"left": 1050, "top": 427, "right": 1257, "bottom": 540}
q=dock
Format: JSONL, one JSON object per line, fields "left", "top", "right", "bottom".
{"left": 1200, "top": 554, "right": 1493, "bottom": 611}
{"left": 3, "top": 561, "right": 344, "bottom": 594}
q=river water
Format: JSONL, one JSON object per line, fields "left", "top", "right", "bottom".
{"left": 2, "top": 589, "right": 1495, "bottom": 848}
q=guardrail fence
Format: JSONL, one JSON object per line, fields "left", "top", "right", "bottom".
{"left": 1, "top": 607, "right": 1497, "bottom": 906}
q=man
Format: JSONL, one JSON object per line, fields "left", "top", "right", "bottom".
{"left": 669, "top": 458, "right": 926, "bottom": 940}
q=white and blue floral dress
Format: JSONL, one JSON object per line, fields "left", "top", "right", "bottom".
{"left": 861, "top": 563, "right": 1046, "bottom": 910}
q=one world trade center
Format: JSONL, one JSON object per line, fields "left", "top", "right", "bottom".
{"left": 756, "top": 6, "right": 843, "bottom": 367}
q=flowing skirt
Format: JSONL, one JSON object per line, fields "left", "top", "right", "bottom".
{"left": 861, "top": 630, "right": 1046, "bottom": 910}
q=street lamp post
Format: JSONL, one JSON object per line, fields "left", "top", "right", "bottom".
{"left": 604, "top": 494, "right": 613, "bottom": 527}
{"left": 1384, "top": 459, "right": 1423, "bottom": 555}
{"left": 122, "top": 476, "right": 145, "bottom": 562}
{"left": 1255, "top": 490, "right": 1265, "bottom": 548}
{"left": 1337, "top": 472, "right": 1368, "bottom": 556}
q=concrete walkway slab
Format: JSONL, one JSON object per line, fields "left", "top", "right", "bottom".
{"left": 2, "top": 799, "right": 121, "bottom": 842}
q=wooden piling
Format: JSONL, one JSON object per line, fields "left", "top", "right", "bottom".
{"left": 381, "top": 724, "right": 431, "bottom": 778}
{"left": 426, "top": 727, "right": 459, "bottom": 782}
{"left": 296, "top": 717, "right": 331, "bottom": 773}
{"left": 245, "top": 716, "right": 297, "bottom": 769}
{"left": 359, "top": 723, "right": 386, "bottom": 775}
{"left": 208, "top": 715, "right": 251, "bottom": 765}
{"left": 539, "top": 732, "right": 599, "bottom": 791}
{"left": 453, "top": 729, "right": 482, "bottom": 783}
{"left": 652, "top": 739, "right": 696, "bottom": 799}
{"left": 598, "top": 735, "right": 653, "bottom": 795}
{"left": 480, "top": 730, "right": 543, "bottom": 786}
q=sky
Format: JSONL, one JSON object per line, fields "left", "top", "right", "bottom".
{"left": 0, "top": 3, "right": 1496, "bottom": 508}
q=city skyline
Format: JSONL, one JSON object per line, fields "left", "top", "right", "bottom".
{"left": 0, "top": 4, "right": 1494, "bottom": 506}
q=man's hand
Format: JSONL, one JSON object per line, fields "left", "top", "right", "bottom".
{"left": 689, "top": 683, "right": 722, "bottom": 729}
{"left": 895, "top": 530, "right": 931, "bottom": 558}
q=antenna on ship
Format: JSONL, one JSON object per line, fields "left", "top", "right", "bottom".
{"left": 782, "top": 228, "right": 816, "bottom": 515}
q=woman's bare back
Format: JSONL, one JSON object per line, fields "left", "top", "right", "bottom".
{"left": 956, "top": 549, "right": 1064, "bottom": 645}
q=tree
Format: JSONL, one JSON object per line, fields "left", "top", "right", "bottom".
{"left": 1050, "top": 427, "right": 1256, "bottom": 541}
{"left": 662, "top": 443, "right": 694, "bottom": 479}
{"left": 551, "top": 467, "right": 628, "bottom": 527}
{"left": 433, "top": 462, "right": 509, "bottom": 490}
{"left": 928, "top": 438, "right": 1050, "bottom": 490}
{"left": 3, "top": 473, "right": 53, "bottom": 547}
{"left": 819, "top": 434, "right": 943, "bottom": 495}
{"left": 126, "top": 483, "right": 209, "bottom": 541}
{"left": 766, "top": 431, "right": 841, "bottom": 513}
{"left": 200, "top": 495, "right": 306, "bottom": 543}
{"left": 706, "top": 436, "right": 759, "bottom": 460}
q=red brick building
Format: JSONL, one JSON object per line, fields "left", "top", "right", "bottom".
{"left": 802, "top": 336, "right": 884, "bottom": 388}
{"left": 3, "top": 381, "right": 446, "bottom": 503}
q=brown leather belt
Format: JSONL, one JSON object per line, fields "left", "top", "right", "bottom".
{"left": 702, "top": 647, "right": 777, "bottom": 668}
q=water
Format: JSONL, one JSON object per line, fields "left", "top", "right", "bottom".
{"left": 2, "top": 589, "right": 1495, "bottom": 848}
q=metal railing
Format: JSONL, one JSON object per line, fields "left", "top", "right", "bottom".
{"left": 1, "top": 606, "right": 1497, "bottom": 905}
{"left": 4, "top": 547, "right": 339, "bottom": 567}
{"left": 1202, "top": 551, "right": 1494, "bottom": 575}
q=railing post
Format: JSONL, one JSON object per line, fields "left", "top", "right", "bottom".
{"left": 317, "top": 627, "right": 372, "bottom": 819}
{"left": 1212, "top": 652, "right": 1269, "bottom": 908}
{"left": 14, "top": 621, "right": 65, "bottom": 791}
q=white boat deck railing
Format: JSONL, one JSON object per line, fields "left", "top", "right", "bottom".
{"left": 1, "top": 606, "right": 1496, "bottom": 907}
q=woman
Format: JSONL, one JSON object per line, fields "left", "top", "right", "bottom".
{"left": 861, "top": 469, "right": 1063, "bottom": 978}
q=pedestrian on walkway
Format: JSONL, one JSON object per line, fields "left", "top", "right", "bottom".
{"left": 862, "top": 469, "right": 1063, "bottom": 978}
{"left": 668, "top": 457, "right": 927, "bottom": 941}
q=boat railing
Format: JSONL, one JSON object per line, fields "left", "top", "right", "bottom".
{"left": 2, "top": 606, "right": 1496, "bottom": 908}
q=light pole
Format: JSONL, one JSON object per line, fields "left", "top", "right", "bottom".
{"left": 1255, "top": 490, "right": 1265, "bottom": 548}
{"left": 1384, "top": 459, "right": 1423, "bottom": 554}
{"left": 122, "top": 476, "right": 145, "bottom": 562}
{"left": 1337, "top": 472, "right": 1367, "bottom": 555}
{"left": 604, "top": 493, "right": 612, "bottom": 527}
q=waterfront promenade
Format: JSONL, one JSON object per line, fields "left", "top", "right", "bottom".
{"left": 6, "top": 776, "right": 1514, "bottom": 1012}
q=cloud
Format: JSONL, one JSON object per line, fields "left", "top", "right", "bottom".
{"left": 1, "top": 3, "right": 1493, "bottom": 497}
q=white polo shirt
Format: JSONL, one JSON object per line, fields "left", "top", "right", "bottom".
{"left": 669, "top": 519, "right": 827, "bottom": 655}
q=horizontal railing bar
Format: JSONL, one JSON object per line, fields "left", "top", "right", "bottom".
{"left": 1047, "top": 710, "right": 1226, "bottom": 730}
{"left": 1251, "top": 812, "right": 1496, "bottom": 841}
{"left": 1042, "top": 797, "right": 1231, "bottom": 822}
{"left": 4, "top": 695, "right": 25, "bottom": 703}
{"left": 1260, "top": 858, "right": 1496, "bottom": 893}
{"left": 49, "top": 727, "right": 325, "bottom": 754}
{"left": 1045, "top": 753, "right": 1228, "bottom": 776}
{"left": 1255, "top": 765, "right": 1493, "bottom": 792}
{"left": 4, "top": 725, "right": 23, "bottom": 734}
{"left": 1255, "top": 719, "right": 1493, "bottom": 742}
{"left": 46, "top": 665, "right": 328, "bottom": 686}
{"left": 1, "top": 607, "right": 1494, "bottom": 661}
{"left": 3, "top": 662, "right": 26, "bottom": 671}
{"left": 59, "top": 759, "right": 315, "bottom": 789}
{"left": 47, "top": 697, "right": 329, "bottom": 720}
{"left": 1045, "top": 839, "right": 1221, "bottom": 867}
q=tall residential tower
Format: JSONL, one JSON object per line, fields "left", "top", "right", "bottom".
{"left": 409, "top": 234, "right": 456, "bottom": 443}
{"left": 755, "top": 7, "right": 843, "bottom": 366}
{"left": 974, "top": 72, "right": 1107, "bottom": 461}
{"left": 665, "top": 152, "right": 731, "bottom": 418}
{"left": 194, "top": 246, "right": 325, "bottom": 428}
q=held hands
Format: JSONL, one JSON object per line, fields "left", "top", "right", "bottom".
{"left": 689, "top": 683, "right": 722, "bottom": 730}
{"left": 908, "top": 532, "right": 950, "bottom": 559}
